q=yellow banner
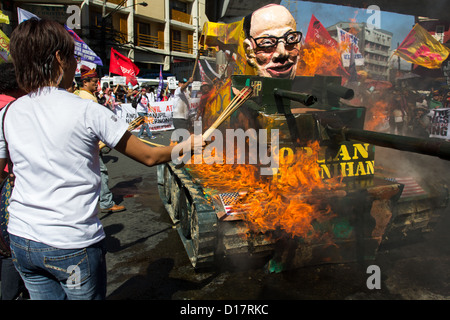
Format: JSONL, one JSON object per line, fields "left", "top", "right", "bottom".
{"left": 201, "top": 20, "right": 255, "bottom": 76}
{"left": 0, "top": 29, "right": 9, "bottom": 62}
{"left": 394, "top": 23, "right": 450, "bottom": 69}
{"left": 199, "top": 19, "right": 260, "bottom": 130}
{"left": 0, "top": 10, "right": 9, "bottom": 24}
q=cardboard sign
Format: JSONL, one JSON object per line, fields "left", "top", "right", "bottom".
{"left": 113, "top": 76, "right": 127, "bottom": 85}
{"left": 167, "top": 76, "right": 177, "bottom": 90}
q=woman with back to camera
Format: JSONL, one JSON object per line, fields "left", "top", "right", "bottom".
{"left": 0, "top": 18, "right": 201, "bottom": 300}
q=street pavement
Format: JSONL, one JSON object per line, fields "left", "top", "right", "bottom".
{"left": 101, "top": 130, "right": 450, "bottom": 302}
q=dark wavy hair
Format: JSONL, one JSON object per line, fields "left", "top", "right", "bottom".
{"left": 10, "top": 18, "right": 74, "bottom": 93}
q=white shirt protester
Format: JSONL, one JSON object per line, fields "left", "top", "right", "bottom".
{"left": 136, "top": 91, "right": 155, "bottom": 114}
{"left": 136, "top": 93, "right": 149, "bottom": 114}
{"left": 172, "top": 86, "right": 190, "bottom": 120}
{"left": 0, "top": 87, "right": 128, "bottom": 249}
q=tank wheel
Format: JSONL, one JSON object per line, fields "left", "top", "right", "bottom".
{"left": 157, "top": 163, "right": 218, "bottom": 269}
{"left": 179, "top": 187, "right": 192, "bottom": 239}
{"left": 190, "top": 207, "right": 201, "bottom": 267}
{"left": 170, "top": 175, "right": 181, "bottom": 221}
{"left": 163, "top": 165, "right": 172, "bottom": 204}
{"left": 190, "top": 206, "right": 217, "bottom": 269}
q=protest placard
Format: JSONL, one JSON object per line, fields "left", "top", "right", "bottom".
{"left": 429, "top": 108, "right": 450, "bottom": 140}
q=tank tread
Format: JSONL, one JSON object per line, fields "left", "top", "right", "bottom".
{"left": 157, "top": 163, "right": 218, "bottom": 269}
{"left": 383, "top": 197, "right": 441, "bottom": 243}
{"left": 158, "top": 163, "right": 276, "bottom": 268}
{"left": 381, "top": 180, "right": 448, "bottom": 245}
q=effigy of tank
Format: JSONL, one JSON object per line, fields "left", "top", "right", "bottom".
{"left": 157, "top": 74, "right": 449, "bottom": 271}
{"left": 158, "top": 2, "right": 450, "bottom": 271}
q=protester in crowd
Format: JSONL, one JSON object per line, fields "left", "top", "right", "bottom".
{"left": 116, "top": 89, "right": 125, "bottom": 104}
{"left": 76, "top": 66, "right": 126, "bottom": 215}
{"left": 172, "top": 77, "right": 193, "bottom": 136}
{"left": 103, "top": 85, "right": 124, "bottom": 112}
{"left": 134, "top": 86, "right": 156, "bottom": 139}
{"left": 167, "top": 88, "right": 175, "bottom": 101}
{"left": 195, "top": 81, "right": 213, "bottom": 121}
{"left": 126, "top": 85, "right": 139, "bottom": 103}
{"left": 242, "top": 3, "right": 301, "bottom": 80}
{"left": 416, "top": 95, "right": 428, "bottom": 109}
{"left": 389, "top": 99, "right": 406, "bottom": 135}
{"left": 0, "top": 18, "right": 201, "bottom": 300}
{"left": 147, "top": 86, "right": 156, "bottom": 103}
{"left": 103, "top": 87, "right": 115, "bottom": 111}
{"left": 0, "top": 62, "right": 28, "bottom": 300}
{"left": 429, "top": 90, "right": 443, "bottom": 109}
{"left": 444, "top": 92, "right": 450, "bottom": 109}
{"left": 78, "top": 66, "right": 100, "bottom": 102}
{"left": 160, "top": 87, "right": 169, "bottom": 101}
{"left": 409, "top": 106, "right": 431, "bottom": 138}
{"left": 66, "top": 80, "right": 78, "bottom": 94}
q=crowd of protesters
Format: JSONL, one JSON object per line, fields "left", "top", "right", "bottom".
{"left": 71, "top": 80, "right": 174, "bottom": 110}
{"left": 348, "top": 80, "right": 450, "bottom": 139}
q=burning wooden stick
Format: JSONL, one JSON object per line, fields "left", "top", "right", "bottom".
{"left": 202, "top": 85, "right": 254, "bottom": 140}
{"left": 175, "top": 85, "right": 254, "bottom": 168}
{"left": 128, "top": 116, "right": 145, "bottom": 130}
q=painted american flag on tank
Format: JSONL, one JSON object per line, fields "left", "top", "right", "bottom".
{"left": 387, "top": 177, "right": 427, "bottom": 199}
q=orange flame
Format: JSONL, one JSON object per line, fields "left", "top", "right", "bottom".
{"left": 297, "top": 41, "right": 344, "bottom": 77}
{"left": 297, "top": 40, "right": 352, "bottom": 80}
{"left": 365, "top": 100, "right": 389, "bottom": 131}
{"left": 188, "top": 141, "right": 341, "bottom": 240}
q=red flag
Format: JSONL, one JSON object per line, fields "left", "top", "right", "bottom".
{"left": 109, "top": 48, "right": 140, "bottom": 85}
{"left": 302, "top": 15, "right": 349, "bottom": 80}
{"left": 305, "top": 14, "right": 338, "bottom": 48}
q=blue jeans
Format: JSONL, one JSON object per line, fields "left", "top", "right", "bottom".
{"left": 9, "top": 234, "right": 106, "bottom": 300}
{"left": 138, "top": 112, "right": 153, "bottom": 138}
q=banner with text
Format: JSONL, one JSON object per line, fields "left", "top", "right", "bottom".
{"left": 114, "top": 102, "right": 175, "bottom": 132}
{"left": 189, "top": 97, "right": 200, "bottom": 120}
{"left": 336, "top": 27, "right": 364, "bottom": 67}
{"left": 429, "top": 108, "right": 450, "bottom": 140}
{"left": 148, "top": 101, "right": 175, "bottom": 131}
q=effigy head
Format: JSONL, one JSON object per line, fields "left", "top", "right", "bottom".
{"left": 242, "top": 4, "right": 301, "bottom": 79}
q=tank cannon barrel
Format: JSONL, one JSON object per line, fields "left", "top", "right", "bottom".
{"left": 273, "top": 88, "right": 318, "bottom": 106}
{"left": 326, "top": 84, "right": 354, "bottom": 100}
{"left": 327, "top": 126, "right": 450, "bottom": 161}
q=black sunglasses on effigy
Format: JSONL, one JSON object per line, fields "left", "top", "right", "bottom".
{"left": 250, "top": 31, "right": 302, "bottom": 49}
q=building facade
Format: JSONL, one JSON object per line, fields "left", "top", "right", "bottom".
{"left": 1, "top": 0, "right": 212, "bottom": 79}
{"left": 327, "top": 22, "right": 393, "bottom": 80}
